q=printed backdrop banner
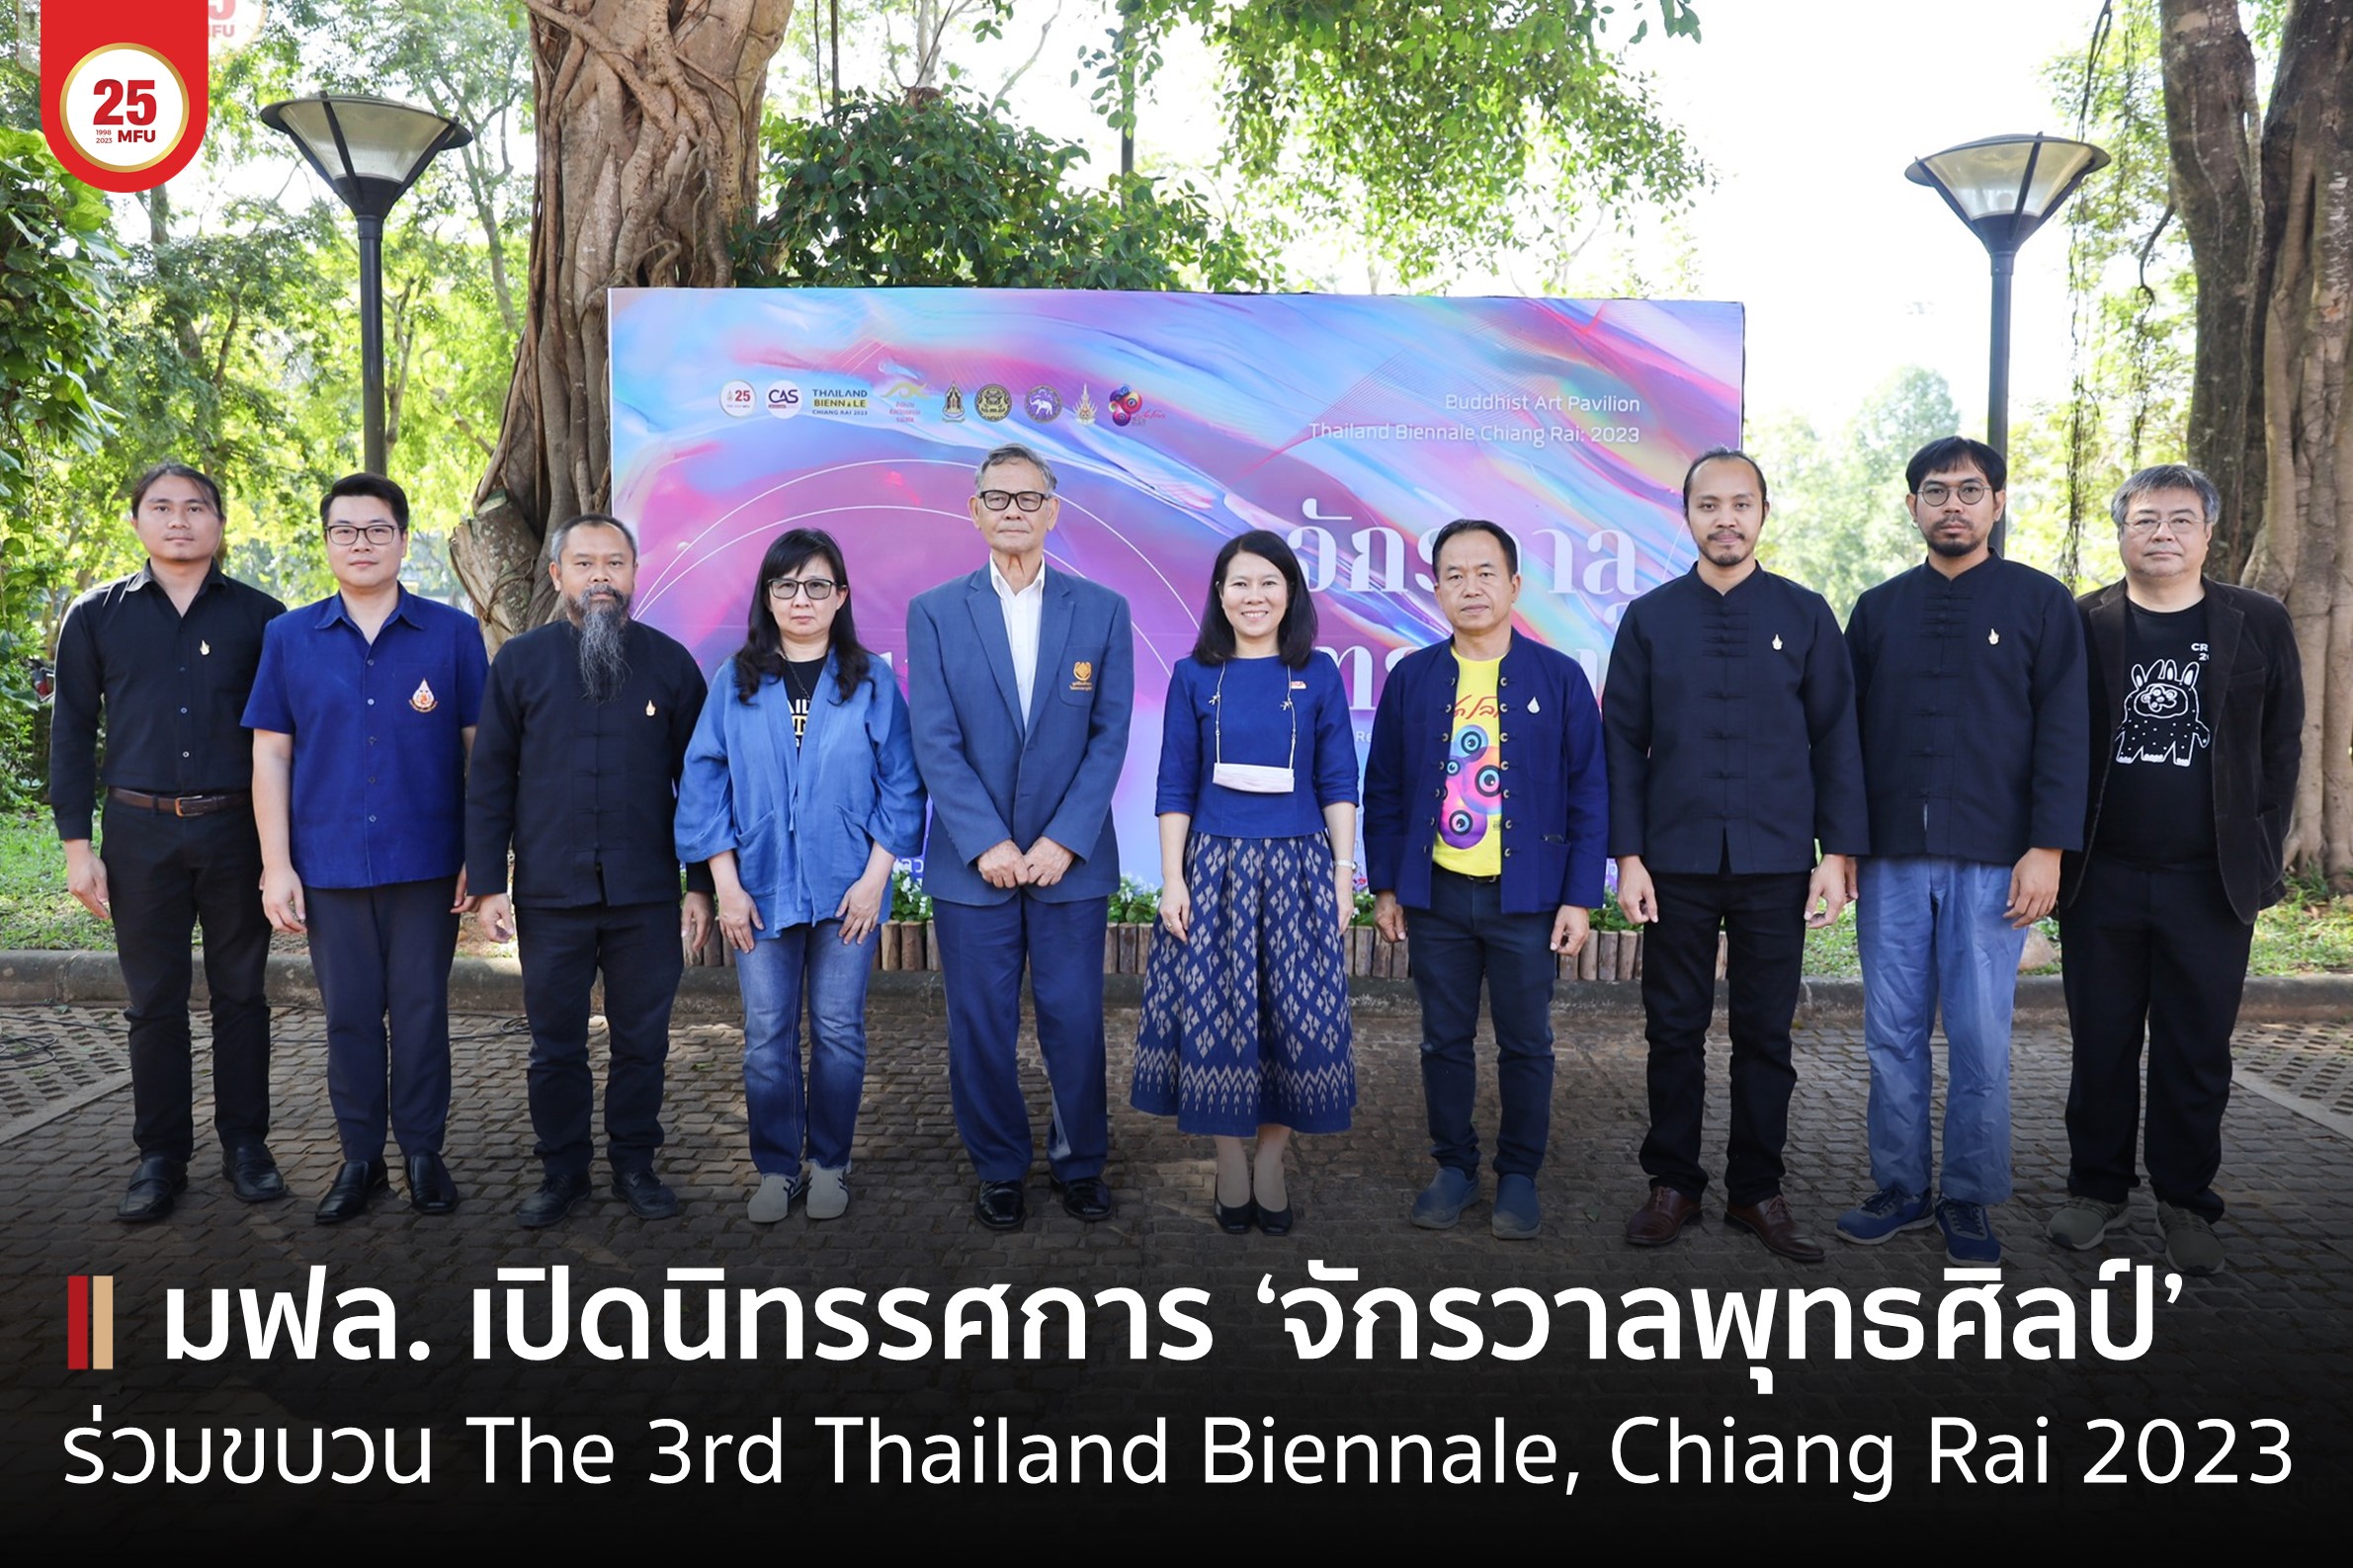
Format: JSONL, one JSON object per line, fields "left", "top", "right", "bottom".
{"left": 610, "top": 289, "right": 1743, "bottom": 874}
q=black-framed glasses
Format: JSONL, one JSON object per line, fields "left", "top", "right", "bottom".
{"left": 767, "top": 577, "right": 840, "bottom": 602}
{"left": 325, "top": 523, "right": 401, "bottom": 546}
{"left": 2122, "top": 515, "right": 2211, "bottom": 537}
{"left": 975, "top": 489, "right": 1050, "bottom": 513}
{"left": 1915, "top": 480, "right": 1991, "bottom": 506}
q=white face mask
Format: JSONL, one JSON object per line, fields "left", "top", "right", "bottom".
{"left": 1210, "top": 662, "right": 1297, "bottom": 794}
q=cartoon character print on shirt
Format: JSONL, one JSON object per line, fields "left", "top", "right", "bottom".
{"left": 1440, "top": 692, "right": 1503, "bottom": 850}
{"left": 2115, "top": 655, "right": 2211, "bottom": 767}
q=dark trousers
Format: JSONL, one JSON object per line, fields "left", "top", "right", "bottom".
{"left": 1638, "top": 869, "right": 1810, "bottom": 1205}
{"left": 306, "top": 879, "right": 459, "bottom": 1163}
{"left": 516, "top": 899, "right": 683, "bottom": 1177}
{"left": 932, "top": 893, "right": 1109, "bottom": 1185}
{"left": 101, "top": 800, "right": 274, "bottom": 1163}
{"left": 1406, "top": 867, "right": 1558, "bottom": 1179}
{"left": 2059, "top": 859, "right": 2251, "bottom": 1222}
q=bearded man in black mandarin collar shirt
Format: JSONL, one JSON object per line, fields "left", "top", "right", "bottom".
{"left": 1609, "top": 450, "right": 1868, "bottom": 1263}
{"left": 1839, "top": 437, "right": 2088, "bottom": 1268}
{"left": 51, "top": 464, "right": 288, "bottom": 1221}
{"left": 466, "top": 515, "right": 714, "bottom": 1227}
{"left": 2049, "top": 465, "right": 2302, "bottom": 1277}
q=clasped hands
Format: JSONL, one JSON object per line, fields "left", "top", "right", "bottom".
{"left": 975, "top": 837, "right": 1074, "bottom": 890}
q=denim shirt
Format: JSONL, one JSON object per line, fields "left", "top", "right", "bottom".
{"left": 675, "top": 654, "right": 927, "bottom": 933}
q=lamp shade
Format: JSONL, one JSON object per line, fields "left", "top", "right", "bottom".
{"left": 1905, "top": 133, "right": 2109, "bottom": 254}
{"left": 259, "top": 95, "right": 472, "bottom": 219}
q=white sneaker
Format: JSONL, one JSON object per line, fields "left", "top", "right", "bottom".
{"left": 806, "top": 1165, "right": 850, "bottom": 1221}
{"left": 747, "top": 1172, "right": 803, "bottom": 1224}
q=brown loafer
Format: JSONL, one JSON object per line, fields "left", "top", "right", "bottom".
{"left": 1724, "top": 1195, "right": 1825, "bottom": 1263}
{"left": 1625, "top": 1184, "right": 1704, "bottom": 1247}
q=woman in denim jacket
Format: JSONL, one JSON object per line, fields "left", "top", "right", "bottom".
{"left": 677, "top": 529, "right": 925, "bottom": 1223}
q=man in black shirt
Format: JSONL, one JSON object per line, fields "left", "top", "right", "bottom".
{"left": 1840, "top": 437, "right": 2088, "bottom": 1267}
{"left": 1610, "top": 450, "right": 1868, "bottom": 1263}
{"left": 465, "top": 515, "right": 714, "bottom": 1226}
{"left": 49, "top": 463, "right": 288, "bottom": 1221}
{"left": 2051, "top": 464, "right": 2303, "bottom": 1276}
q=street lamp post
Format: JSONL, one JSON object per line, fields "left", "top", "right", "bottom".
{"left": 260, "top": 95, "right": 473, "bottom": 475}
{"left": 1905, "top": 132, "right": 2109, "bottom": 555}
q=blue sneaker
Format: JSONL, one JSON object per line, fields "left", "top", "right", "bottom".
{"left": 1936, "top": 1199, "right": 2002, "bottom": 1266}
{"left": 1490, "top": 1174, "right": 1541, "bottom": 1240}
{"left": 1411, "top": 1167, "right": 1478, "bottom": 1230}
{"left": 1835, "top": 1186, "right": 1934, "bottom": 1244}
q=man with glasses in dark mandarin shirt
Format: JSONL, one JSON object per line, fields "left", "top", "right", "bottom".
{"left": 51, "top": 463, "right": 287, "bottom": 1221}
{"left": 1839, "top": 437, "right": 2088, "bottom": 1266}
{"left": 905, "top": 443, "right": 1134, "bottom": 1231}
{"left": 245, "top": 474, "right": 486, "bottom": 1224}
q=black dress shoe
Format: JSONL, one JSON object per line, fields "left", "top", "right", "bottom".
{"left": 518, "top": 1170, "right": 592, "bottom": 1229}
{"left": 973, "top": 1180, "right": 1027, "bottom": 1230}
{"left": 220, "top": 1142, "right": 288, "bottom": 1203}
{"left": 314, "top": 1160, "right": 388, "bottom": 1225}
{"left": 1050, "top": 1175, "right": 1115, "bottom": 1221}
{"left": 405, "top": 1153, "right": 460, "bottom": 1214}
{"left": 612, "top": 1168, "right": 681, "bottom": 1219}
{"left": 117, "top": 1155, "right": 188, "bottom": 1223}
{"left": 1254, "top": 1203, "right": 1294, "bottom": 1237}
{"left": 1215, "top": 1197, "right": 1257, "bottom": 1235}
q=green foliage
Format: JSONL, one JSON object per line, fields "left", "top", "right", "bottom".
{"left": 0, "top": 124, "right": 114, "bottom": 807}
{"left": 0, "top": 808, "right": 109, "bottom": 949}
{"left": 1097, "top": 0, "right": 1707, "bottom": 285}
{"left": 738, "top": 87, "right": 1278, "bottom": 290}
{"left": 889, "top": 866, "right": 933, "bottom": 921}
{"left": 1755, "top": 367, "right": 1963, "bottom": 623}
{"left": 1108, "top": 875, "right": 1161, "bottom": 925}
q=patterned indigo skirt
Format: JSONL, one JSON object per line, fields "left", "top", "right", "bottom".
{"left": 1130, "top": 833, "right": 1356, "bottom": 1136}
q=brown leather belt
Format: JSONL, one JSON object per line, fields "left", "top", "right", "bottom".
{"left": 108, "top": 786, "right": 249, "bottom": 818}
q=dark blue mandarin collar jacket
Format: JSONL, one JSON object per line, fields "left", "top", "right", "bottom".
{"left": 1846, "top": 555, "right": 2089, "bottom": 866}
{"left": 1604, "top": 565, "right": 1868, "bottom": 873}
{"left": 1365, "top": 632, "right": 1608, "bottom": 913}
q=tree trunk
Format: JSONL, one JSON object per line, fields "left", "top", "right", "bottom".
{"left": 453, "top": 0, "right": 795, "bottom": 646}
{"left": 2164, "top": 0, "right": 2353, "bottom": 885}
{"left": 2158, "top": 0, "right": 2266, "bottom": 577}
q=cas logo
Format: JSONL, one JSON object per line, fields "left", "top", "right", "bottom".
{"left": 1109, "top": 386, "right": 1145, "bottom": 426}
{"left": 765, "top": 381, "right": 801, "bottom": 419}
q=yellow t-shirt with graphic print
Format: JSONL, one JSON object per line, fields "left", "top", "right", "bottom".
{"left": 1431, "top": 657, "right": 1503, "bottom": 877}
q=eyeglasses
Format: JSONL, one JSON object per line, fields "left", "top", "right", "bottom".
{"left": 975, "top": 489, "right": 1050, "bottom": 513}
{"left": 325, "top": 523, "right": 400, "bottom": 546}
{"left": 2123, "top": 516, "right": 2210, "bottom": 537}
{"left": 767, "top": 577, "right": 840, "bottom": 601}
{"left": 1915, "top": 480, "right": 1991, "bottom": 506}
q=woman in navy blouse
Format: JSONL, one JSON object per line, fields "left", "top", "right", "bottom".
{"left": 1131, "top": 529, "right": 1360, "bottom": 1233}
{"left": 676, "top": 529, "right": 925, "bottom": 1224}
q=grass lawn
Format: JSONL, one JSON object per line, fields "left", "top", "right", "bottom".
{"left": 6, "top": 808, "right": 2351, "bottom": 974}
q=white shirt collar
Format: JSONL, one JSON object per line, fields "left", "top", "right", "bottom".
{"left": 989, "top": 558, "right": 1048, "bottom": 601}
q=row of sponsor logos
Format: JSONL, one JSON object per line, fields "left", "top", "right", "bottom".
{"left": 720, "top": 379, "right": 1159, "bottom": 427}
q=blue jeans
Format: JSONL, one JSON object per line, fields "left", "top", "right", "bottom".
{"left": 1856, "top": 857, "right": 2028, "bottom": 1204}
{"left": 1406, "top": 867, "right": 1558, "bottom": 1179}
{"left": 735, "top": 921, "right": 876, "bottom": 1178}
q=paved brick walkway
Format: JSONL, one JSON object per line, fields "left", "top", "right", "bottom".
{"left": 3, "top": 997, "right": 2348, "bottom": 1541}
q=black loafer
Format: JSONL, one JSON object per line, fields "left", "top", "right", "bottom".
{"left": 612, "top": 1168, "right": 681, "bottom": 1220}
{"left": 117, "top": 1155, "right": 188, "bottom": 1223}
{"left": 1215, "top": 1197, "right": 1257, "bottom": 1235}
{"left": 405, "top": 1153, "right": 460, "bottom": 1214}
{"left": 314, "top": 1160, "right": 388, "bottom": 1225}
{"left": 1255, "top": 1203, "right": 1295, "bottom": 1237}
{"left": 220, "top": 1142, "right": 288, "bottom": 1203}
{"left": 1050, "top": 1175, "right": 1115, "bottom": 1221}
{"left": 518, "top": 1170, "right": 592, "bottom": 1229}
{"left": 974, "top": 1180, "right": 1027, "bottom": 1230}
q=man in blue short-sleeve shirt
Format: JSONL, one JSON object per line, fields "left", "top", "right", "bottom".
{"left": 244, "top": 473, "right": 486, "bottom": 1225}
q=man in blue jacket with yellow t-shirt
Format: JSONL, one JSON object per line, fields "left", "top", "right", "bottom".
{"left": 1366, "top": 518, "right": 1608, "bottom": 1240}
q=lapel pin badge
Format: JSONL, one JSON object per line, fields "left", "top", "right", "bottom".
{"left": 1988, "top": 627, "right": 2000, "bottom": 645}
{"left": 1772, "top": 634, "right": 1783, "bottom": 650}
{"left": 200, "top": 639, "right": 211, "bottom": 655}
{"left": 1527, "top": 697, "right": 1542, "bottom": 713}
{"left": 645, "top": 701, "right": 657, "bottom": 716}
{"left": 1069, "top": 659, "right": 1094, "bottom": 692}
{"left": 409, "top": 679, "right": 438, "bottom": 713}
